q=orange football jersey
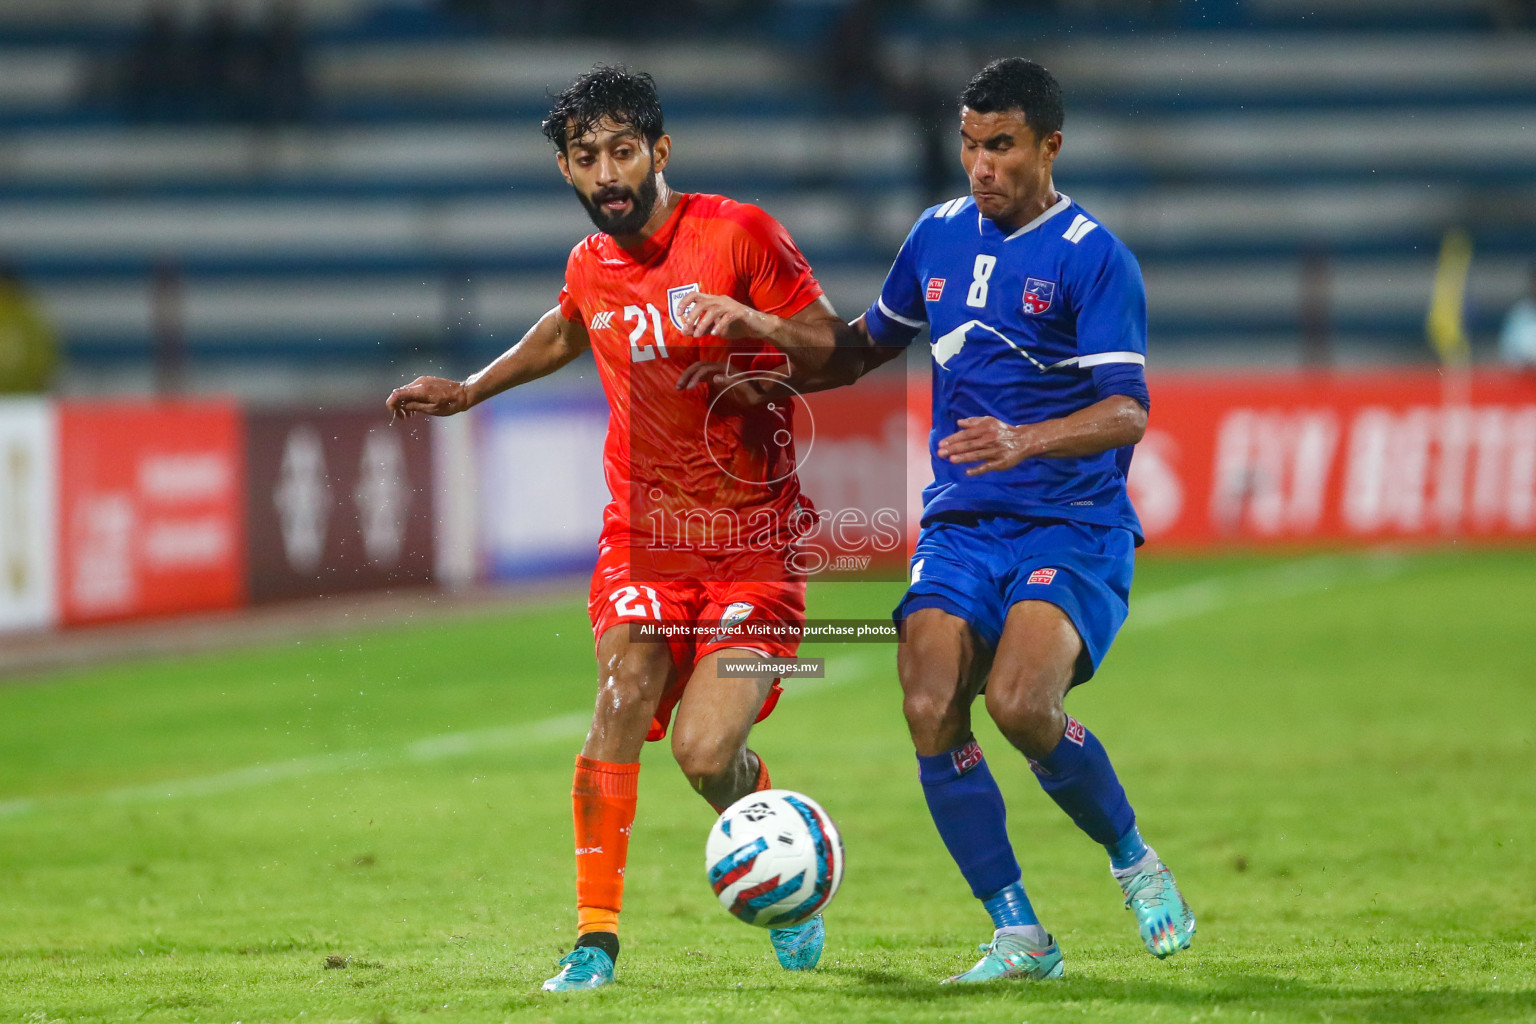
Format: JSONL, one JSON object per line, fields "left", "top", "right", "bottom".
{"left": 557, "top": 192, "right": 824, "bottom": 581}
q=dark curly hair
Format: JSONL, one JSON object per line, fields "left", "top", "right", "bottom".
{"left": 542, "top": 65, "right": 665, "bottom": 153}
{"left": 960, "top": 58, "right": 1064, "bottom": 140}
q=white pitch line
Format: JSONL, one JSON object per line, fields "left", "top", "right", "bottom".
{"left": 0, "top": 797, "right": 35, "bottom": 817}
{"left": 0, "top": 711, "right": 595, "bottom": 819}
{"left": 1125, "top": 549, "right": 1408, "bottom": 632}
{"left": 0, "top": 660, "right": 886, "bottom": 819}
{"left": 779, "top": 650, "right": 884, "bottom": 698}
{"left": 0, "top": 553, "right": 1410, "bottom": 821}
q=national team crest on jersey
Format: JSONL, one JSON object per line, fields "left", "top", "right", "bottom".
{"left": 667, "top": 283, "right": 701, "bottom": 331}
{"left": 719, "top": 601, "right": 755, "bottom": 630}
{"left": 1022, "top": 278, "right": 1056, "bottom": 315}
{"left": 925, "top": 278, "right": 946, "bottom": 302}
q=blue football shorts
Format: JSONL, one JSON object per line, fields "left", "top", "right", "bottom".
{"left": 892, "top": 513, "right": 1135, "bottom": 685}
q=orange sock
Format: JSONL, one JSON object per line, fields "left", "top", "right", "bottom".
{"left": 707, "top": 752, "right": 773, "bottom": 814}
{"left": 572, "top": 755, "right": 639, "bottom": 937}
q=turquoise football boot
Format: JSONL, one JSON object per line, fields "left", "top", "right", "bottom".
{"left": 1118, "top": 855, "right": 1195, "bottom": 958}
{"left": 943, "top": 930, "right": 1064, "bottom": 983}
{"left": 770, "top": 913, "right": 825, "bottom": 970}
{"left": 540, "top": 946, "right": 615, "bottom": 992}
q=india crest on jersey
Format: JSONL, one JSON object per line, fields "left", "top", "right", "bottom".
{"left": 667, "top": 282, "right": 701, "bottom": 331}
{"left": 1022, "top": 278, "right": 1056, "bottom": 315}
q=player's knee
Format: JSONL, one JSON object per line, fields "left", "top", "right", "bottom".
{"left": 670, "top": 733, "right": 738, "bottom": 792}
{"left": 901, "top": 687, "right": 952, "bottom": 730}
{"left": 900, "top": 685, "right": 970, "bottom": 754}
{"left": 984, "top": 678, "right": 1064, "bottom": 759}
{"left": 593, "top": 644, "right": 669, "bottom": 721}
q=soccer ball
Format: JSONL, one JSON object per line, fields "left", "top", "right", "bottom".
{"left": 705, "top": 789, "right": 845, "bottom": 929}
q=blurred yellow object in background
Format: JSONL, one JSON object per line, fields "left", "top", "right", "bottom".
{"left": 1426, "top": 228, "right": 1472, "bottom": 368}
{"left": 0, "top": 270, "right": 56, "bottom": 394}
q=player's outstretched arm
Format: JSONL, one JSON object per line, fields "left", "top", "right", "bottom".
{"left": 938, "top": 395, "right": 1148, "bottom": 477}
{"left": 386, "top": 307, "right": 591, "bottom": 420}
{"left": 677, "top": 293, "right": 859, "bottom": 375}
{"left": 675, "top": 313, "right": 900, "bottom": 407}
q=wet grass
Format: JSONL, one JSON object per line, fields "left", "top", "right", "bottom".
{"left": 1, "top": 549, "right": 1533, "bottom": 1022}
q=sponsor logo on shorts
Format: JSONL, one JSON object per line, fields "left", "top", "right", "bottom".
{"left": 1064, "top": 716, "right": 1086, "bottom": 746}
{"left": 590, "top": 310, "right": 615, "bottom": 330}
{"left": 951, "top": 738, "right": 985, "bottom": 775}
{"left": 911, "top": 558, "right": 925, "bottom": 584}
{"left": 926, "top": 277, "right": 946, "bottom": 302}
{"left": 719, "top": 601, "right": 755, "bottom": 629}
{"left": 1028, "top": 567, "right": 1058, "bottom": 585}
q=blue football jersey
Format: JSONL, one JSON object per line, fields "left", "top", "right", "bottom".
{"left": 864, "top": 193, "right": 1148, "bottom": 539}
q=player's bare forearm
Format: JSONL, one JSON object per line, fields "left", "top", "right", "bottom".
{"left": 679, "top": 293, "right": 858, "bottom": 375}
{"left": 769, "top": 299, "right": 862, "bottom": 375}
{"left": 675, "top": 315, "right": 901, "bottom": 407}
{"left": 386, "top": 307, "right": 590, "bottom": 419}
{"left": 938, "top": 396, "right": 1148, "bottom": 477}
{"left": 464, "top": 308, "right": 590, "bottom": 403}
{"left": 770, "top": 314, "right": 904, "bottom": 393}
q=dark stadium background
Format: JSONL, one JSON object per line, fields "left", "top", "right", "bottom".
{"left": 1, "top": 0, "right": 1534, "bottom": 633}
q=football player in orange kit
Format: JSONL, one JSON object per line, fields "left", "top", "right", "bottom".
{"left": 386, "top": 66, "right": 851, "bottom": 991}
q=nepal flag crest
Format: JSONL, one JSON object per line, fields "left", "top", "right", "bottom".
{"left": 1022, "top": 278, "right": 1056, "bottom": 315}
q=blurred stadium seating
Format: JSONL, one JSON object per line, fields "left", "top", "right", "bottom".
{"left": 0, "top": 0, "right": 1533, "bottom": 399}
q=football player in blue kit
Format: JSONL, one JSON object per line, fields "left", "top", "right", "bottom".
{"left": 678, "top": 56, "right": 1195, "bottom": 983}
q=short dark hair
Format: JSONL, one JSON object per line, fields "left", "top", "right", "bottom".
{"left": 541, "top": 65, "right": 665, "bottom": 153}
{"left": 960, "top": 58, "right": 1064, "bottom": 140}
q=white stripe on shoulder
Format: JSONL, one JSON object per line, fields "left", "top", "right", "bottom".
{"left": 932, "top": 196, "right": 971, "bottom": 219}
{"left": 1063, "top": 214, "right": 1099, "bottom": 244}
{"left": 1077, "top": 351, "right": 1146, "bottom": 367}
{"left": 876, "top": 297, "right": 926, "bottom": 329}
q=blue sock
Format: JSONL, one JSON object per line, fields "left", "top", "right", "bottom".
{"left": 1030, "top": 716, "right": 1137, "bottom": 850}
{"left": 981, "top": 879, "right": 1040, "bottom": 929}
{"left": 1106, "top": 824, "right": 1150, "bottom": 871}
{"left": 917, "top": 737, "right": 1022, "bottom": 901}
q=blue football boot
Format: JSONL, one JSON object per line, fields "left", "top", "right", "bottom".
{"left": 1118, "top": 854, "right": 1195, "bottom": 958}
{"left": 770, "top": 913, "right": 825, "bottom": 970}
{"left": 943, "top": 930, "right": 1065, "bottom": 983}
{"left": 540, "top": 946, "right": 615, "bottom": 992}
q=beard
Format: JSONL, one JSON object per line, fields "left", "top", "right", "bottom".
{"left": 575, "top": 167, "right": 661, "bottom": 237}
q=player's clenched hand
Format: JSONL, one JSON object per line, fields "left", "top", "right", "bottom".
{"left": 385, "top": 376, "right": 471, "bottom": 420}
{"left": 937, "top": 416, "right": 1037, "bottom": 476}
{"left": 675, "top": 360, "right": 776, "bottom": 411}
{"left": 678, "top": 292, "right": 776, "bottom": 340}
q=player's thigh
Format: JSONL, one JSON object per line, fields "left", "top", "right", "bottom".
{"left": 669, "top": 647, "right": 777, "bottom": 770}
{"left": 984, "top": 599, "right": 1081, "bottom": 728}
{"left": 897, "top": 607, "right": 992, "bottom": 744}
{"left": 588, "top": 564, "right": 699, "bottom": 708}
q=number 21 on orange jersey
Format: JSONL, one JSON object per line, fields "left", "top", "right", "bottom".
{"left": 625, "top": 304, "right": 668, "bottom": 363}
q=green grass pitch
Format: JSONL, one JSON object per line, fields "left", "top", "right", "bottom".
{"left": 2, "top": 549, "right": 1533, "bottom": 1023}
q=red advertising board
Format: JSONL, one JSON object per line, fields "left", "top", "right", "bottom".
{"left": 1130, "top": 370, "right": 1536, "bottom": 548}
{"left": 244, "top": 409, "right": 435, "bottom": 602}
{"left": 58, "top": 401, "right": 245, "bottom": 624}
